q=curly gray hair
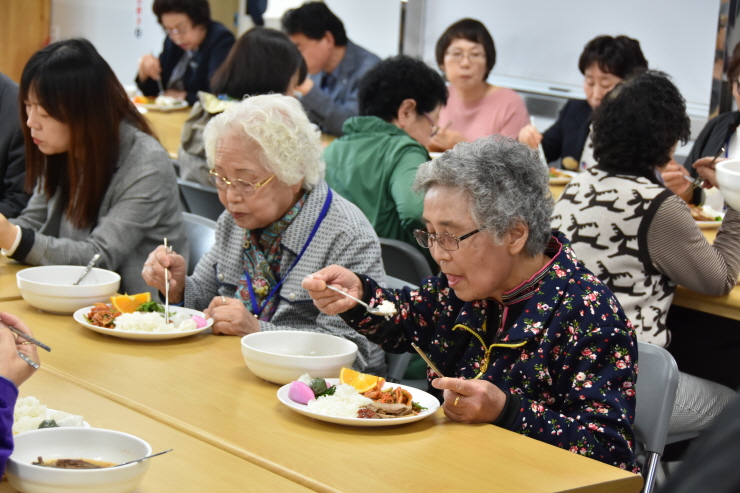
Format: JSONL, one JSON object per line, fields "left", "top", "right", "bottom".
{"left": 413, "top": 136, "right": 553, "bottom": 256}
{"left": 204, "top": 94, "right": 324, "bottom": 190}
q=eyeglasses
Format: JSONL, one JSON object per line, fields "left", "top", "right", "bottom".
{"left": 444, "top": 50, "right": 486, "bottom": 64}
{"left": 422, "top": 112, "right": 441, "bottom": 137}
{"left": 413, "top": 228, "right": 480, "bottom": 251}
{"left": 208, "top": 171, "right": 275, "bottom": 196}
{"left": 163, "top": 26, "right": 189, "bottom": 37}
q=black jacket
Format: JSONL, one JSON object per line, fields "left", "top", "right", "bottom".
{"left": 682, "top": 111, "right": 740, "bottom": 204}
{"left": 541, "top": 98, "right": 592, "bottom": 167}
{"left": 0, "top": 73, "right": 30, "bottom": 218}
{"left": 136, "top": 21, "right": 235, "bottom": 106}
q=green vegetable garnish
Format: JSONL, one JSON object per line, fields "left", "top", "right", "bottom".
{"left": 136, "top": 301, "right": 164, "bottom": 313}
{"left": 411, "top": 402, "right": 427, "bottom": 412}
{"left": 316, "top": 385, "right": 336, "bottom": 398}
{"left": 38, "top": 419, "right": 58, "bottom": 429}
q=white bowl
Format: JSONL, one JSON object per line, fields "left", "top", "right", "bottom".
{"left": 241, "top": 330, "right": 357, "bottom": 385}
{"left": 6, "top": 427, "right": 152, "bottom": 493}
{"left": 716, "top": 159, "right": 740, "bottom": 210}
{"left": 17, "top": 266, "right": 121, "bottom": 314}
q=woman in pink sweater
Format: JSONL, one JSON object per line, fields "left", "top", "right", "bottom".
{"left": 429, "top": 19, "right": 529, "bottom": 151}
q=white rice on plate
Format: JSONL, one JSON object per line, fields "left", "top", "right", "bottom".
{"left": 13, "top": 396, "right": 84, "bottom": 433}
{"left": 114, "top": 311, "right": 197, "bottom": 333}
{"left": 306, "top": 383, "right": 372, "bottom": 418}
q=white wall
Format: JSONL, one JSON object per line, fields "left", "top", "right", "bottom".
{"left": 51, "top": 0, "right": 164, "bottom": 90}
{"left": 421, "top": 0, "right": 719, "bottom": 118}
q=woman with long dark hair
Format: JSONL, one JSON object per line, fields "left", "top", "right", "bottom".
{"left": 0, "top": 39, "right": 188, "bottom": 295}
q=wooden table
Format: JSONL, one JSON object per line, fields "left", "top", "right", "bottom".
{"left": 0, "top": 371, "right": 309, "bottom": 493}
{"left": 0, "top": 257, "right": 26, "bottom": 301}
{"left": 0, "top": 298, "right": 643, "bottom": 493}
{"left": 143, "top": 110, "right": 189, "bottom": 159}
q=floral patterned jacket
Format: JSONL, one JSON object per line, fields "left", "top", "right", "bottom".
{"left": 342, "top": 231, "right": 639, "bottom": 471}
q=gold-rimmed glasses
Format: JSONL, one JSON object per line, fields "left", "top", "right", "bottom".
{"left": 413, "top": 228, "right": 480, "bottom": 252}
{"left": 208, "top": 171, "right": 275, "bottom": 197}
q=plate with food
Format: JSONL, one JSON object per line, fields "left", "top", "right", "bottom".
{"left": 549, "top": 167, "right": 577, "bottom": 185}
{"left": 13, "top": 396, "right": 89, "bottom": 434}
{"left": 689, "top": 204, "right": 724, "bottom": 229}
{"left": 277, "top": 375, "right": 440, "bottom": 427}
{"left": 73, "top": 302, "right": 212, "bottom": 340}
{"left": 131, "top": 95, "right": 189, "bottom": 112}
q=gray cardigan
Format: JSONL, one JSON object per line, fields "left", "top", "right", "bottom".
{"left": 0, "top": 73, "right": 30, "bottom": 218}
{"left": 183, "top": 180, "right": 387, "bottom": 375}
{"left": 10, "top": 122, "right": 188, "bottom": 295}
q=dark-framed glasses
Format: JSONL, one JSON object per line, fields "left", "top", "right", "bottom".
{"left": 208, "top": 171, "right": 275, "bottom": 196}
{"left": 164, "top": 26, "right": 190, "bottom": 37}
{"left": 413, "top": 228, "right": 480, "bottom": 252}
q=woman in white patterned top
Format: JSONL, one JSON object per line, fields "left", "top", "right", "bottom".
{"left": 552, "top": 70, "right": 740, "bottom": 435}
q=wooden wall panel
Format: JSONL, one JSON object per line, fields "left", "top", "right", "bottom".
{"left": 0, "top": 0, "right": 51, "bottom": 83}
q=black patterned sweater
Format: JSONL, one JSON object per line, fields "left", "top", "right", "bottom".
{"left": 342, "top": 232, "right": 639, "bottom": 472}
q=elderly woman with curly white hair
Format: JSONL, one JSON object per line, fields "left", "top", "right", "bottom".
{"left": 303, "top": 136, "right": 640, "bottom": 470}
{"left": 143, "top": 94, "right": 386, "bottom": 374}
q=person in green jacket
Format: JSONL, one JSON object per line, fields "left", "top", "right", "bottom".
{"left": 324, "top": 55, "right": 448, "bottom": 272}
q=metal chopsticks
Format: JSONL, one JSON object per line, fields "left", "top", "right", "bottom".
{"left": 411, "top": 342, "right": 445, "bottom": 378}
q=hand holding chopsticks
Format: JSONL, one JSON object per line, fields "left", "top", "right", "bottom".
{"left": 0, "top": 313, "right": 46, "bottom": 374}
{"left": 685, "top": 146, "right": 726, "bottom": 193}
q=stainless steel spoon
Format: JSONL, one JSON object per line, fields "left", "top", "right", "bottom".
{"left": 73, "top": 254, "right": 100, "bottom": 285}
{"left": 112, "top": 449, "right": 173, "bottom": 468}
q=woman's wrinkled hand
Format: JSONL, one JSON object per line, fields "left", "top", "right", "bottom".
{"left": 301, "top": 265, "right": 363, "bottom": 316}
{"left": 428, "top": 128, "right": 466, "bottom": 152}
{"left": 0, "top": 313, "right": 40, "bottom": 387}
{"left": 141, "top": 245, "right": 187, "bottom": 303}
{"left": 432, "top": 377, "right": 507, "bottom": 424}
{"left": 138, "top": 54, "right": 162, "bottom": 82}
{"left": 204, "top": 296, "right": 260, "bottom": 336}
{"left": 517, "top": 124, "right": 543, "bottom": 149}
{"left": 693, "top": 155, "right": 725, "bottom": 189}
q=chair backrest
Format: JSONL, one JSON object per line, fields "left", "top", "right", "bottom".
{"left": 379, "top": 237, "right": 433, "bottom": 285}
{"left": 182, "top": 212, "right": 217, "bottom": 275}
{"left": 633, "top": 341, "right": 680, "bottom": 493}
{"left": 178, "top": 179, "right": 225, "bottom": 222}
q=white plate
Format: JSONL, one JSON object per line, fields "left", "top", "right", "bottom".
{"left": 73, "top": 305, "right": 211, "bottom": 340}
{"left": 277, "top": 378, "right": 439, "bottom": 427}
{"left": 696, "top": 220, "right": 722, "bottom": 229}
{"left": 133, "top": 100, "right": 189, "bottom": 112}
{"left": 549, "top": 170, "right": 577, "bottom": 185}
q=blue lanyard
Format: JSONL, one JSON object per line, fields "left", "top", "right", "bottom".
{"left": 244, "top": 188, "right": 333, "bottom": 317}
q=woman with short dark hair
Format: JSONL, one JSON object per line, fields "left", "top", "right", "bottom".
{"left": 323, "top": 55, "right": 447, "bottom": 267}
{"left": 552, "top": 70, "right": 740, "bottom": 436}
{"left": 429, "top": 18, "right": 529, "bottom": 151}
{"left": 136, "top": 0, "right": 235, "bottom": 105}
{"left": 519, "top": 35, "right": 648, "bottom": 169}
{"left": 0, "top": 39, "right": 187, "bottom": 295}
{"left": 178, "top": 27, "right": 307, "bottom": 185}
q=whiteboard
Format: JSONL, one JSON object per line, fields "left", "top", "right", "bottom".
{"left": 421, "top": 0, "right": 720, "bottom": 117}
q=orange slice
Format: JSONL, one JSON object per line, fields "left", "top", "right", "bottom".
{"left": 110, "top": 292, "right": 151, "bottom": 313}
{"left": 339, "top": 367, "right": 385, "bottom": 393}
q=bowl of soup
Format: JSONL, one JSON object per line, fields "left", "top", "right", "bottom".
{"left": 6, "top": 427, "right": 152, "bottom": 493}
{"left": 16, "top": 266, "right": 121, "bottom": 314}
{"left": 716, "top": 159, "right": 740, "bottom": 210}
{"left": 241, "top": 330, "right": 358, "bottom": 384}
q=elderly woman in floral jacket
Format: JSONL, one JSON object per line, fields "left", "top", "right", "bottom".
{"left": 303, "top": 136, "right": 639, "bottom": 471}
